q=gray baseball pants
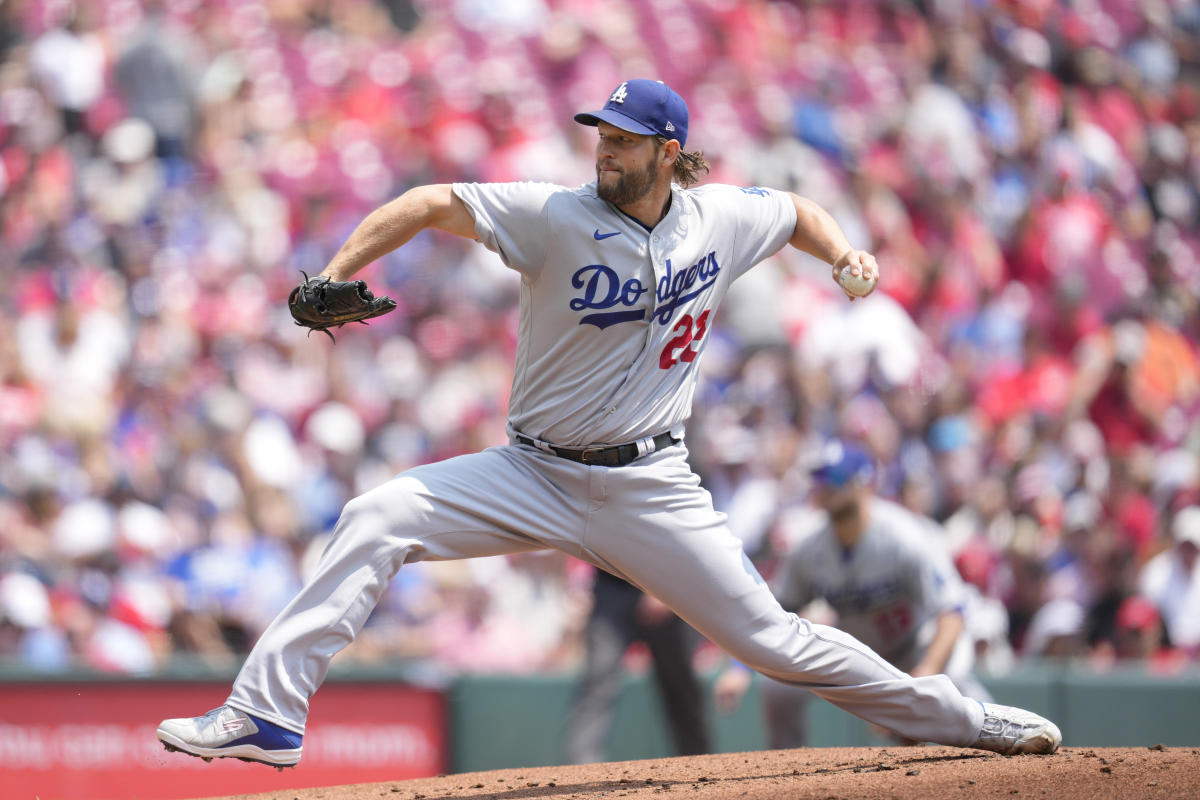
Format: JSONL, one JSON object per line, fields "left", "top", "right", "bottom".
{"left": 226, "top": 442, "right": 985, "bottom": 746}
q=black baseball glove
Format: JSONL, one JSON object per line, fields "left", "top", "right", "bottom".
{"left": 288, "top": 271, "right": 397, "bottom": 341}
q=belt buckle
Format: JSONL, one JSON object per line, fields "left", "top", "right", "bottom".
{"left": 580, "top": 447, "right": 603, "bottom": 465}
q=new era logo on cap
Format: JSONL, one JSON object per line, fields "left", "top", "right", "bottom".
{"left": 574, "top": 79, "right": 689, "bottom": 147}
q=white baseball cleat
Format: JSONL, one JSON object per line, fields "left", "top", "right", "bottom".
{"left": 157, "top": 705, "right": 303, "bottom": 769}
{"left": 971, "top": 702, "right": 1062, "bottom": 755}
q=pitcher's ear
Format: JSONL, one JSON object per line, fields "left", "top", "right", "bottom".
{"left": 661, "top": 138, "right": 680, "bottom": 166}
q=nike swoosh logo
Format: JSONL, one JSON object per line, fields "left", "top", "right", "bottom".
{"left": 593, "top": 230, "right": 621, "bottom": 240}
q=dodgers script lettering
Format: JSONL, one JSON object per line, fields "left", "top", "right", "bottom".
{"left": 570, "top": 264, "right": 649, "bottom": 329}
{"left": 568, "top": 252, "right": 721, "bottom": 329}
{"left": 653, "top": 252, "right": 720, "bottom": 324}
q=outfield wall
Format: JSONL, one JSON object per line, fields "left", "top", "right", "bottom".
{"left": 0, "top": 672, "right": 446, "bottom": 800}
{"left": 0, "top": 663, "right": 1196, "bottom": 799}
{"left": 448, "top": 664, "right": 1200, "bottom": 771}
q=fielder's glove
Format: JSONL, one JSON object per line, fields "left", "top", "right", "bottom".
{"left": 288, "top": 271, "right": 397, "bottom": 341}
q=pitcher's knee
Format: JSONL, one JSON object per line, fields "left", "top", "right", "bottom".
{"left": 355, "top": 476, "right": 429, "bottom": 520}
{"left": 720, "top": 617, "right": 816, "bottom": 679}
{"left": 734, "top": 648, "right": 805, "bottom": 681}
{"left": 333, "top": 477, "right": 429, "bottom": 548}
{"left": 336, "top": 492, "right": 384, "bottom": 537}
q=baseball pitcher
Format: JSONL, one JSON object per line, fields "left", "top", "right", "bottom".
{"left": 157, "top": 79, "right": 1060, "bottom": 769}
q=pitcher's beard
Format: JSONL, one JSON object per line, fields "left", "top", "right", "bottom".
{"left": 597, "top": 161, "right": 657, "bottom": 207}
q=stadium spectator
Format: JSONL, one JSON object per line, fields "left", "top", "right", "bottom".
{"left": 0, "top": 0, "right": 1196, "bottom": 681}
{"left": 1138, "top": 506, "right": 1200, "bottom": 657}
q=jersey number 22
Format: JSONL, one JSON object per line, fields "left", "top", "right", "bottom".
{"left": 660, "top": 309, "right": 711, "bottom": 369}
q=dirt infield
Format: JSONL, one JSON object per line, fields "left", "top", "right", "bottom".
{"left": 199, "top": 745, "right": 1199, "bottom": 800}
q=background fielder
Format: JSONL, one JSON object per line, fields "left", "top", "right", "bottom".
{"left": 716, "top": 440, "right": 992, "bottom": 748}
{"left": 157, "top": 78, "right": 1059, "bottom": 768}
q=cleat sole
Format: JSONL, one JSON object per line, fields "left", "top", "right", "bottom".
{"left": 156, "top": 729, "right": 300, "bottom": 768}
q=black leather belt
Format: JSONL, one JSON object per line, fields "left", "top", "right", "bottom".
{"left": 515, "top": 431, "right": 679, "bottom": 467}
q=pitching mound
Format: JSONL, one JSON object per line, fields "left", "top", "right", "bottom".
{"left": 197, "top": 745, "right": 1197, "bottom": 800}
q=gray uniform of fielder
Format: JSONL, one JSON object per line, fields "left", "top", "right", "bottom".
{"left": 224, "top": 179, "right": 985, "bottom": 747}
{"left": 775, "top": 498, "right": 972, "bottom": 674}
{"left": 762, "top": 498, "right": 991, "bottom": 747}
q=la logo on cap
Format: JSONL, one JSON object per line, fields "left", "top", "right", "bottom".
{"left": 574, "top": 79, "right": 690, "bottom": 147}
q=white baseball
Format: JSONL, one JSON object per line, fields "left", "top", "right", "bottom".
{"left": 838, "top": 264, "right": 877, "bottom": 297}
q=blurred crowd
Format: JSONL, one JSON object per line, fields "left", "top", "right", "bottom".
{"left": 1, "top": 0, "right": 1198, "bottom": 680}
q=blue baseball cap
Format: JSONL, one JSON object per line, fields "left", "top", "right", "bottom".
{"left": 810, "top": 441, "right": 875, "bottom": 488}
{"left": 574, "top": 79, "right": 689, "bottom": 147}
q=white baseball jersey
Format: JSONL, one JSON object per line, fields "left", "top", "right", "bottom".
{"left": 772, "top": 498, "right": 967, "bottom": 670}
{"left": 452, "top": 180, "right": 796, "bottom": 446}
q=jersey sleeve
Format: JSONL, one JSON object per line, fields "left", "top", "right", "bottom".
{"left": 452, "top": 182, "right": 560, "bottom": 278}
{"left": 904, "top": 538, "right": 966, "bottom": 617}
{"left": 702, "top": 185, "right": 797, "bottom": 280}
